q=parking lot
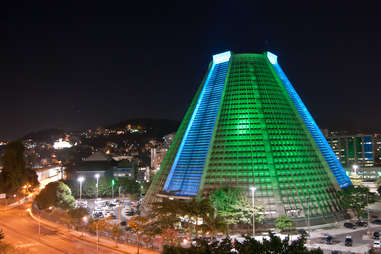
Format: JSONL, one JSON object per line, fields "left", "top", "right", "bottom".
{"left": 75, "top": 198, "right": 141, "bottom": 224}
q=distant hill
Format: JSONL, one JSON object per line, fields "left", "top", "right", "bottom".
{"left": 22, "top": 128, "right": 66, "bottom": 142}
{"left": 105, "top": 118, "right": 180, "bottom": 138}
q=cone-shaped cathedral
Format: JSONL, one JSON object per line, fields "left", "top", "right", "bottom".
{"left": 145, "top": 51, "right": 352, "bottom": 225}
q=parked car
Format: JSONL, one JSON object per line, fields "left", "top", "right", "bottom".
{"left": 374, "top": 232, "right": 380, "bottom": 239}
{"left": 343, "top": 222, "right": 356, "bottom": 229}
{"left": 319, "top": 234, "right": 333, "bottom": 244}
{"left": 126, "top": 211, "right": 135, "bottom": 216}
{"left": 92, "top": 211, "right": 104, "bottom": 218}
{"left": 298, "top": 229, "right": 309, "bottom": 236}
{"left": 323, "top": 235, "right": 333, "bottom": 245}
{"left": 355, "top": 220, "right": 368, "bottom": 227}
{"left": 372, "top": 219, "right": 381, "bottom": 225}
{"left": 111, "top": 199, "right": 119, "bottom": 205}
{"left": 374, "top": 240, "right": 381, "bottom": 248}
{"left": 344, "top": 235, "right": 352, "bottom": 247}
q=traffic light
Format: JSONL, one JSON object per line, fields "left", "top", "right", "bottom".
{"left": 111, "top": 179, "right": 116, "bottom": 186}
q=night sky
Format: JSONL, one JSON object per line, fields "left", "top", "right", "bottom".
{"left": 1, "top": 1, "right": 380, "bottom": 140}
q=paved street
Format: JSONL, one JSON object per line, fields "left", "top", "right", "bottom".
{"left": 0, "top": 203, "right": 159, "bottom": 254}
{"left": 0, "top": 205, "right": 122, "bottom": 253}
{"left": 307, "top": 223, "right": 381, "bottom": 253}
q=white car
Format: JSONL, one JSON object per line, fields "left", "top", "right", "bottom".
{"left": 374, "top": 240, "right": 381, "bottom": 248}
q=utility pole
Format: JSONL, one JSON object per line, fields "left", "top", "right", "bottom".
{"left": 307, "top": 197, "right": 311, "bottom": 236}
{"left": 95, "top": 174, "right": 100, "bottom": 199}
{"left": 250, "top": 187, "right": 256, "bottom": 237}
{"left": 118, "top": 186, "right": 121, "bottom": 225}
{"left": 96, "top": 221, "right": 99, "bottom": 254}
{"left": 38, "top": 209, "right": 41, "bottom": 240}
{"left": 367, "top": 191, "right": 370, "bottom": 235}
{"left": 111, "top": 179, "right": 115, "bottom": 200}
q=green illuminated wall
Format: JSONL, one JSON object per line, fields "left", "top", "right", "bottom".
{"left": 199, "top": 53, "right": 341, "bottom": 221}
{"left": 146, "top": 52, "right": 345, "bottom": 224}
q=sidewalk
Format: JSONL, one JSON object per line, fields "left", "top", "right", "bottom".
{"left": 28, "top": 209, "right": 159, "bottom": 254}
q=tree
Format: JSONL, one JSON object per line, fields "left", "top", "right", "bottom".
{"left": 338, "top": 185, "right": 377, "bottom": 219}
{"left": 230, "top": 193, "right": 265, "bottom": 225}
{"left": 68, "top": 207, "right": 88, "bottom": 229}
{"left": 210, "top": 187, "right": 265, "bottom": 233}
{"left": 275, "top": 215, "right": 294, "bottom": 233}
{"left": 198, "top": 209, "right": 227, "bottom": 238}
{"left": 127, "top": 216, "right": 148, "bottom": 254}
{"left": 150, "top": 198, "right": 184, "bottom": 234}
{"left": 64, "top": 176, "right": 141, "bottom": 199}
{"left": 35, "top": 181, "right": 75, "bottom": 210}
{"left": 88, "top": 218, "right": 111, "bottom": 234}
{"left": 150, "top": 197, "right": 222, "bottom": 241}
{"left": 0, "top": 141, "right": 39, "bottom": 194}
{"left": 111, "top": 224, "right": 123, "bottom": 247}
{"left": 160, "top": 229, "right": 179, "bottom": 247}
{"left": 210, "top": 187, "right": 242, "bottom": 225}
{"left": 162, "top": 232, "right": 323, "bottom": 254}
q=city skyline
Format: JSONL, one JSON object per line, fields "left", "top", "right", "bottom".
{"left": 1, "top": 1, "right": 381, "bottom": 139}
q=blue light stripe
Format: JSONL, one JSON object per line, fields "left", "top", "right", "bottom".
{"left": 163, "top": 58, "right": 230, "bottom": 196}
{"left": 267, "top": 52, "right": 352, "bottom": 188}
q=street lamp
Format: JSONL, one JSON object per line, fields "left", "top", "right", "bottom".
{"left": 307, "top": 197, "right": 311, "bottom": 237}
{"left": 353, "top": 164, "right": 359, "bottom": 175}
{"left": 250, "top": 186, "right": 257, "bottom": 237}
{"left": 95, "top": 174, "right": 100, "bottom": 199}
{"left": 111, "top": 179, "right": 116, "bottom": 200}
{"left": 96, "top": 220, "right": 100, "bottom": 254}
{"left": 78, "top": 176, "right": 85, "bottom": 200}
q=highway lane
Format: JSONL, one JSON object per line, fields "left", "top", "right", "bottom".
{"left": 0, "top": 205, "right": 124, "bottom": 254}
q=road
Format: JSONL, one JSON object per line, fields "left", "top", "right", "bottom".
{"left": 0, "top": 204, "right": 124, "bottom": 254}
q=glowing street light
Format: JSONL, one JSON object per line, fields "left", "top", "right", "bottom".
{"left": 95, "top": 174, "right": 100, "bottom": 199}
{"left": 353, "top": 164, "right": 359, "bottom": 175}
{"left": 78, "top": 176, "right": 85, "bottom": 200}
{"left": 111, "top": 179, "right": 116, "bottom": 199}
{"left": 250, "top": 186, "right": 257, "bottom": 237}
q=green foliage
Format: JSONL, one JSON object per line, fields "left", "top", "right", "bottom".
{"left": 0, "top": 141, "right": 39, "bottom": 194}
{"left": 111, "top": 224, "right": 123, "bottom": 243}
{"left": 64, "top": 176, "right": 140, "bottom": 198}
{"left": 275, "top": 215, "right": 294, "bottom": 232}
{"left": 150, "top": 197, "right": 226, "bottom": 241}
{"left": 230, "top": 194, "right": 265, "bottom": 225}
{"left": 338, "top": 185, "right": 377, "bottom": 219}
{"left": 162, "top": 233, "right": 322, "bottom": 254}
{"left": 66, "top": 207, "right": 88, "bottom": 229}
{"left": 210, "top": 187, "right": 265, "bottom": 226}
{"left": 35, "top": 181, "right": 75, "bottom": 210}
{"left": 68, "top": 207, "right": 88, "bottom": 221}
